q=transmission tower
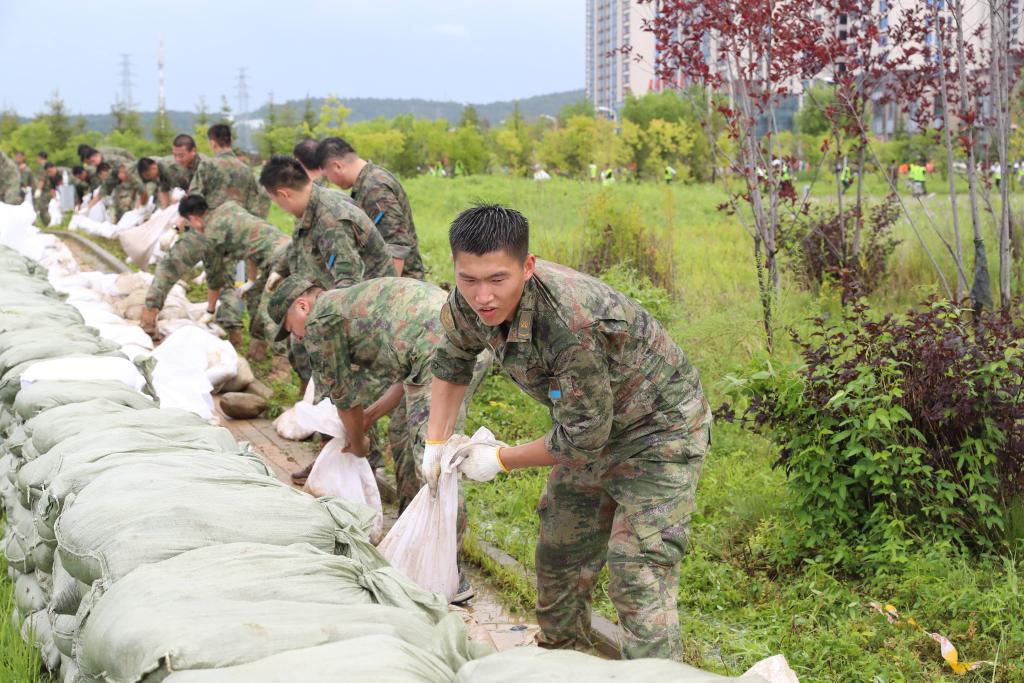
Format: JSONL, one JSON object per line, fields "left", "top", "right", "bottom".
{"left": 157, "top": 37, "right": 166, "bottom": 116}
{"left": 235, "top": 67, "right": 251, "bottom": 151}
{"left": 118, "top": 53, "right": 135, "bottom": 110}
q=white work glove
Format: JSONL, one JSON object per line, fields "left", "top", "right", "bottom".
{"left": 199, "top": 308, "right": 216, "bottom": 325}
{"left": 421, "top": 441, "right": 446, "bottom": 497}
{"left": 265, "top": 272, "right": 284, "bottom": 293}
{"left": 238, "top": 280, "right": 255, "bottom": 295}
{"left": 452, "top": 443, "right": 506, "bottom": 483}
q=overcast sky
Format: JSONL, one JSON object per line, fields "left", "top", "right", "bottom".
{"left": 0, "top": 0, "right": 583, "bottom": 116}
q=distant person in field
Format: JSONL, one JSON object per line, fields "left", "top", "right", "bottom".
{"left": 423, "top": 205, "right": 710, "bottom": 660}
{"left": 316, "top": 136, "right": 425, "bottom": 279}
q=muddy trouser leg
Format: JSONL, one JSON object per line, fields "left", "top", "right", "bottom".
{"left": 244, "top": 270, "right": 269, "bottom": 341}
{"left": 402, "top": 380, "right": 467, "bottom": 551}
{"left": 602, "top": 428, "right": 708, "bottom": 660}
{"left": 215, "top": 284, "right": 244, "bottom": 332}
{"left": 535, "top": 465, "right": 615, "bottom": 653}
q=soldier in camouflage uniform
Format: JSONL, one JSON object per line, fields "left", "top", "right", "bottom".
{"left": 0, "top": 151, "right": 22, "bottom": 205}
{"left": 34, "top": 163, "right": 71, "bottom": 223}
{"left": 13, "top": 152, "right": 33, "bottom": 196}
{"left": 108, "top": 164, "right": 146, "bottom": 221}
{"left": 138, "top": 156, "right": 190, "bottom": 207}
{"left": 80, "top": 145, "right": 137, "bottom": 196}
{"left": 70, "top": 166, "right": 91, "bottom": 207}
{"left": 424, "top": 205, "right": 711, "bottom": 660}
{"left": 141, "top": 195, "right": 289, "bottom": 358}
{"left": 191, "top": 124, "right": 266, "bottom": 217}
{"left": 316, "top": 137, "right": 425, "bottom": 279}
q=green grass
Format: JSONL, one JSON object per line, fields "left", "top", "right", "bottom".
{"left": 400, "top": 175, "right": 1024, "bottom": 681}
{"left": 0, "top": 560, "right": 49, "bottom": 681}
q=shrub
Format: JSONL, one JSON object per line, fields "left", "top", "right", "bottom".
{"left": 598, "top": 263, "right": 676, "bottom": 326}
{"left": 785, "top": 194, "right": 901, "bottom": 299}
{"left": 722, "top": 300, "right": 1024, "bottom": 570}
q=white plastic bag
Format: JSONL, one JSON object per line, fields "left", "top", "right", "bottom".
{"left": 377, "top": 429, "right": 497, "bottom": 601}
{"left": 305, "top": 438, "right": 383, "bottom": 544}
{"left": 294, "top": 383, "right": 383, "bottom": 542}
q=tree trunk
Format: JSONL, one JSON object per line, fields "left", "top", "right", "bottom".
{"left": 936, "top": 0, "right": 968, "bottom": 300}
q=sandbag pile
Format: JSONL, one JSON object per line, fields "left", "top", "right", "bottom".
{"left": 0, "top": 214, "right": 790, "bottom": 681}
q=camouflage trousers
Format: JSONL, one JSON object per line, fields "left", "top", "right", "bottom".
{"left": 534, "top": 425, "right": 709, "bottom": 660}
{"left": 215, "top": 265, "right": 274, "bottom": 341}
{"left": 387, "top": 351, "right": 492, "bottom": 542}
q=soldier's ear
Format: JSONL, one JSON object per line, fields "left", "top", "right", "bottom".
{"left": 522, "top": 254, "right": 536, "bottom": 281}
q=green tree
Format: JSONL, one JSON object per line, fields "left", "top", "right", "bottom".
{"left": 302, "top": 95, "right": 316, "bottom": 129}
{"left": 557, "top": 98, "right": 595, "bottom": 126}
{"left": 450, "top": 124, "right": 488, "bottom": 174}
{"left": 0, "top": 109, "right": 20, "bottom": 148}
{"left": 795, "top": 83, "right": 836, "bottom": 136}
{"left": 459, "top": 104, "right": 480, "bottom": 130}
{"left": 195, "top": 97, "right": 210, "bottom": 127}
{"left": 220, "top": 95, "right": 233, "bottom": 122}
{"left": 42, "top": 91, "right": 73, "bottom": 151}
{"left": 152, "top": 109, "right": 174, "bottom": 149}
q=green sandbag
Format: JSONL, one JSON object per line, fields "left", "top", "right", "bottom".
{"left": 162, "top": 635, "right": 457, "bottom": 683}
{"left": 0, "top": 328, "right": 102, "bottom": 357}
{"left": 0, "top": 338, "right": 122, "bottom": 378}
{"left": 13, "top": 381, "right": 154, "bottom": 421}
{"left": 454, "top": 648, "right": 770, "bottom": 683}
{"left": 75, "top": 544, "right": 486, "bottom": 682}
{"left": 19, "top": 426, "right": 245, "bottom": 503}
{"left": 55, "top": 466, "right": 383, "bottom": 586}
{"left": 36, "top": 444, "right": 271, "bottom": 545}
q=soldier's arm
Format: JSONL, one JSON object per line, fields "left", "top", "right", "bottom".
{"left": 307, "top": 320, "right": 369, "bottom": 455}
{"left": 317, "top": 217, "right": 364, "bottom": 288}
{"left": 363, "top": 185, "right": 412, "bottom": 276}
{"left": 144, "top": 233, "right": 205, "bottom": 310}
{"left": 428, "top": 297, "right": 485, "bottom": 440}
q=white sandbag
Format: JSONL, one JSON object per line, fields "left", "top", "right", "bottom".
{"left": 163, "top": 635, "right": 457, "bottom": 683}
{"left": 743, "top": 655, "right": 800, "bottom": 683}
{"left": 46, "top": 198, "right": 62, "bottom": 227}
{"left": 19, "top": 355, "right": 144, "bottom": 393}
{"left": 148, "top": 326, "right": 238, "bottom": 419}
{"left": 454, "top": 647, "right": 772, "bottom": 683}
{"left": 274, "top": 379, "right": 317, "bottom": 441}
{"left": 23, "top": 608, "right": 60, "bottom": 671}
{"left": 115, "top": 207, "right": 146, "bottom": 233}
{"left": 305, "top": 439, "right": 384, "bottom": 544}
{"left": 13, "top": 572, "right": 47, "bottom": 614}
{"left": 377, "top": 430, "right": 489, "bottom": 600}
{"left": 68, "top": 215, "right": 119, "bottom": 239}
{"left": 119, "top": 202, "right": 179, "bottom": 268}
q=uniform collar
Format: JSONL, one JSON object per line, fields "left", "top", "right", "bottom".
{"left": 215, "top": 149, "right": 236, "bottom": 158}
{"left": 298, "top": 183, "right": 323, "bottom": 234}
{"left": 491, "top": 276, "right": 536, "bottom": 346}
{"left": 352, "top": 161, "right": 374, "bottom": 196}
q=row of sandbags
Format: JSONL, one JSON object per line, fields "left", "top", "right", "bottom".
{"left": 0, "top": 225, "right": 786, "bottom": 681}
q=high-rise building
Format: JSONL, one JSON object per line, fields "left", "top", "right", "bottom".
{"left": 585, "top": 0, "right": 660, "bottom": 117}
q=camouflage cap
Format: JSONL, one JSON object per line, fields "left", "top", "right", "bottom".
{"left": 268, "top": 275, "right": 317, "bottom": 342}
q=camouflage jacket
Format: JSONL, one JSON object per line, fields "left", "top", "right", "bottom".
{"left": 305, "top": 278, "right": 448, "bottom": 408}
{"left": 0, "top": 152, "right": 21, "bottom": 204}
{"left": 350, "top": 162, "right": 424, "bottom": 279}
{"left": 186, "top": 155, "right": 233, "bottom": 210}
{"left": 144, "top": 202, "right": 288, "bottom": 308}
{"left": 17, "top": 164, "right": 33, "bottom": 190}
{"left": 432, "top": 260, "right": 709, "bottom": 469}
{"left": 276, "top": 184, "right": 394, "bottom": 288}
{"left": 206, "top": 150, "right": 264, "bottom": 218}
{"left": 155, "top": 155, "right": 191, "bottom": 194}
{"left": 111, "top": 176, "right": 144, "bottom": 219}
{"left": 94, "top": 148, "right": 138, "bottom": 197}
{"left": 201, "top": 200, "right": 289, "bottom": 289}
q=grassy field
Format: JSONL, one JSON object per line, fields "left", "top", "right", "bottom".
{"left": 392, "top": 175, "right": 1023, "bottom": 681}
{"left": 2, "top": 174, "right": 1020, "bottom": 681}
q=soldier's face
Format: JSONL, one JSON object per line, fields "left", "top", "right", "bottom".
{"left": 284, "top": 298, "right": 312, "bottom": 340}
{"left": 270, "top": 186, "right": 308, "bottom": 218}
{"left": 142, "top": 165, "right": 159, "bottom": 181}
{"left": 172, "top": 146, "right": 196, "bottom": 167}
{"left": 454, "top": 251, "right": 535, "bottom": 326}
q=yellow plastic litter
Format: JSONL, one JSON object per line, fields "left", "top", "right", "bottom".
{"left": 867, "top": 602, "right": 993, "bottom": 676}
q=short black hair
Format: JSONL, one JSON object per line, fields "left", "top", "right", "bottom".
{"left": 208, "top": 123, "right": 232, "bottom": 147}
{"left": 178, "top": 194, "right": 210, "bottom": 218}
{"left": 96, "top": 162, "right": 111, "bottom": 174}
{"left": 71, "top": 165, "right": 85, "bottom": 176}
{"left": 449, "top": 205, "right": 530, "bottom": 261}
{"left": 37, "top": 151, "right": 48, "bottom": 160}
{"left": 137, "top": 158, "right": 157, "bottom": 175}
{"left": 314, "top": 137, "right": 356, "bottom": 169}
{"left": 43, "top": 162, "right": 55, "bottom": 170}
{"left": 260, "top": 155, "right": 311, "bottom": 192}
{"left": 293, "top": 139, "right": 319, "bottom": 171}
{"left": 78, "top": 145, "right": 99, "bottom": 162}
{"left": 172, "top": 134, "right": 196, "bottom": 150}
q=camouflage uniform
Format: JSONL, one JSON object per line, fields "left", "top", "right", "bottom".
{"left": 190, "top": 150, "right": 265, "bottom": 217}
{"left": 302, "top": 278, "right": 488, "bottom": 519}
{"left": 72, "top": 177, "right": 90, "bottom": 205}
{"left": 145, "top": 201, "right": 289, "bottom": 340}
{"left": 350, "top": 162, "right": 425, "bottom": 279}
{"left": 275, "top": 183, "right": 395, "bottom": 382}
{"left": 17, "top": 162, "right": 33, "bottom": 194}
{"left": 432, "top": 260, "right": 711, "bottom": 660}
{"left": 147, "top": 155, "right": 191, "bottom": 198}
{"left": 0, "top": 152, "right": 21, "bottom": 205}
{"left": 92, "top": 147, "right": 138, "bottom": 198}
{"left": 186, "top": 155, "right": 233, "bottom": 210}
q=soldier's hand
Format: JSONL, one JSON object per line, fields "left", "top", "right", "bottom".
{"left": 265, "top": 272, "right": 284, "bottom": 293}
{"left": 346, "top": 432, "right": 371, "bottom": 458}
{"left": 452, "top": 444, "right": 506, "bottom": 483}
{"left": 421, "top": 441, "right": 446, "bottom": 496}
{"left": 140, "top": 307, "right": 160, "bottom": 338}
{"left": 198, "top": 308, "right": 216, "bottom": 325}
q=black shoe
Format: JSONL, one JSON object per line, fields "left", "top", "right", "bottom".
{"left": 450, "top": 575, "right": 475, "bottom": 605}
